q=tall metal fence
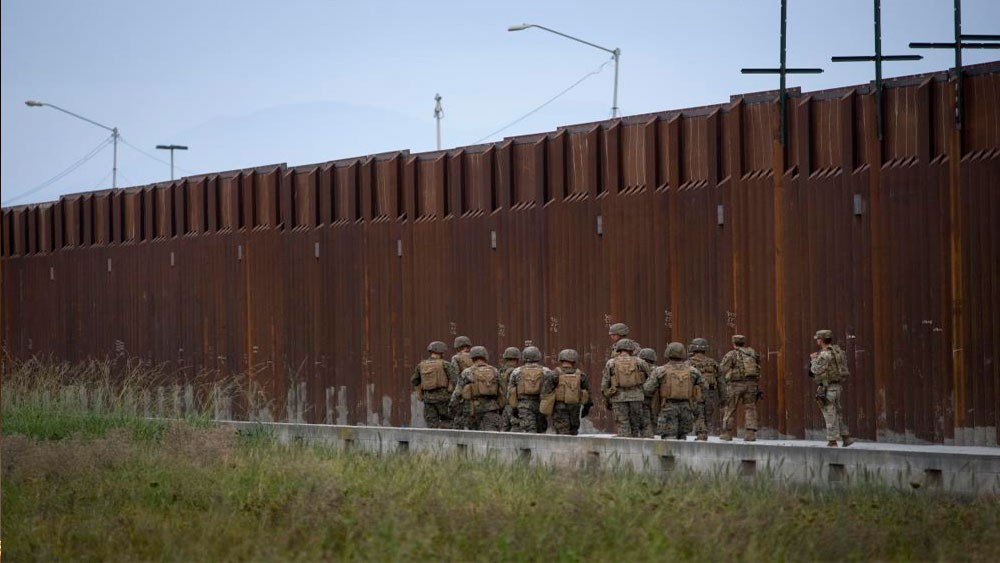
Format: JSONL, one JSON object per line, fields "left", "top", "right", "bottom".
{"left": 3, "top": 63, "right": 998, "bottom": 444}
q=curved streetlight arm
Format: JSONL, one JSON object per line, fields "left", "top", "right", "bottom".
{"left": 510, "top": 23, "right": 617, "bottom": 56}
{"left": 26, "top": 101, "right": 116, "bottom": 133}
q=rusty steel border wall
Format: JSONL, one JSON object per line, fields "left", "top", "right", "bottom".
{"left": 2, "top": 63, "right": 998, "bottom": 444}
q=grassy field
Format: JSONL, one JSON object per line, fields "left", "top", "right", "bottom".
{"left": 4, "top": 359, "right": 1000, "bottom": 562}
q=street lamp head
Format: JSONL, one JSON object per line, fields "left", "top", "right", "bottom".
{"left": 25, "top": 100, "right": 44, "bottom": 107}
{"left": 508, "top": 23, "right": 532, "bottom": 32}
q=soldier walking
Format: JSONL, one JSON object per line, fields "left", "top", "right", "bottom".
{"left": 601, "top": 339, "right": 654, "bottom": 437}
{"left": 498, "top": 347, "right": 521, "bottom": 432}
{"left": 644, "top": 342, "right": 700, "bottom": 439}
{"left": 507, "top": 346, "right": 549, "bottom": 433}
{"left": 411, "top": 341, "right": 459, "bottom": 428}
{"left": 719, "top": 334, "right": 761, "bottom": 441}
{"left": 638, "top": 348, "right": 661, "bottom": 435}
{"left": 687, "top": 338, "right": 721, "bottom": 440}
{"left": 450, "top": 346, "right": 504, "bottom": 431}
{"left": 608, "top": 322, "right": 641, "bottom": 354}
{"left": 540, "top": 349, "right": 593, "bottom": 435}
{"left": 450, "top": 336, "right": 475, "bottom": 430}
{"left": 810, "top": 330, "right": 855, "bottom": 447}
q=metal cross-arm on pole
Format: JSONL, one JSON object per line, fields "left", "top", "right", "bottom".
{"left": 25, "top": 100, "right": 120, "bottom": 189}
{"left": 155, "top": 144, "right": 189, "bottom": 181}
{"left": 508, "top": 23, "right": 621, "bottom": 118}
{"left": 831, "top": 0, "right": 922, "bottom": 140}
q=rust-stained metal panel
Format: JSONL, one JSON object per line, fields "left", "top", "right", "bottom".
{"left": 2, "top": 64, "right": 998, "bottom": 444}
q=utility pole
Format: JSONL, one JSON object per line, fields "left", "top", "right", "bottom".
{"left": 25, "top": 100, "right": 120, "bottom": 189}
{"left": 433, "top": 94, "right": 443, "bottom": 150}
{"left": 155, "top": 144, "right": 189, "bottom": 181}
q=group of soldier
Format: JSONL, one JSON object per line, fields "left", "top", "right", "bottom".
{"left": 411, "top": 322, "right": 855, "bottom": 447}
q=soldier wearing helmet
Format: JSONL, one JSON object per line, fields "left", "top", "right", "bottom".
{"left": 601, "top": 338, "right": 654, "bottom": 437}
{"left": 507, "top": 346, "right": 550, "bottom": 433}
{"left": 450, "top": 346, "right": 504, "bottom": 431}
{"left": 608, "top": 322, "right": 642, "bottom": 355}
{"left": 497, "top": 347, "right": 522, "bottom": 431}
{"left": 644, "top": 342, "right": 702, "bottom": 439}
{"left": 449, "top": 336, "right": 475, "bottom": 430}
{"left": 687, "top": 337, "right": 721, "bottom": 440}
{"left": 411, "top": 341, "right": 460, "bottom": 428}
{"left": 638, "top": 348, "right": 661, "bottom": 428}
{"left": 719, "top": 334, "right": 761, "bottom": 441}
{"left": 810, "top": 329, "right": 855, "bottom": 447}
{"left": 540, "top": 348, "right": 593, "bottom": 435}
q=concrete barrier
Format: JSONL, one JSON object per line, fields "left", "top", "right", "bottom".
{"left": 216, "top": 421, "right": 1000, "bottom": 496}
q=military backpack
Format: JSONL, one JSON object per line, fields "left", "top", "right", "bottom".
{"left": 455, "top": 351, "right": 474, "bottom": 371}
{"left": 613, "top": 356, "right": 643, "bottom": 387}
{"left": 554, "top": 369, "right": 587, "bottom": 405}
{"left": 470, "top": 365, "right": 499, "bottom": 397}
{"left": 825, "top": 345, "right": 850, "bottom": 383}
{"left": 517, "top": 365, "right": 545, "bottom": 396}
{"left": 659, "top": 363, "right": 695, "bottom": 400}
{"left": 418, "top": 358, "right": 451, "bottom": 391}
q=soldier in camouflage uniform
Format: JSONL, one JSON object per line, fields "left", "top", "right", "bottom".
{"left": 609, "top": 322, "right": 642, "bottom": 354}
{"left": 719, "top": 334, "right": 761, "bottom": 442}
{"left": 810, "top": 329, "right": 856, "bottom": 447}
{"left": 498, "top": 347, "right": 521, "bottom": 432}
{"left": 507, "top": 346, "right": 550, "bottom": 433}
{"left": 450, "top": 346, "right": 504, "bottom": 431}
{"left": 601, "top": 339, "right": 654, "bottom": 437}
{"left": 450, "top": 336, "right": 475, "bottom": 430}
{"left": 540, "top": 349, "right": 593, "bottom": 435}
{"left": 687, "top": 338, "right": 721, "bottom": 440}
{"left": 644, "top": 342, "right": 701, "bottom": 439}
{"left": 410, "top": 341, "right": 459, "bottom": 428}
{"left": 638, "top": 348, "right": 661, "bottom": 433}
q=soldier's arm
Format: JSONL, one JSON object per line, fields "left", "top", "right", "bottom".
{"left": 693, "top": 367, "right": 707, "bottom": 389}
{"left": 449, "top": 374, "right": 466, "bottom": 406}
{"left": 600, "top": 362, "right": 614, "bottom": 392}
{"left": 540, "top": 370, "right": 557, "bottom": 395}
{"left": 810, "top": 351, "right": 832, "bottom": 375}
{"left": 719, "top": 352, "right": 733, "bottom": 372}
{"left": 411, "top": 364, "right": 422, "bottom": 388}
{"left": 445, "top": 362, "right": 460, "bottom": 385}
{"left": 642, "top": 367, "right": 661, "bottom": 394}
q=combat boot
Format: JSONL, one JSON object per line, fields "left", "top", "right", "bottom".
{"left": 841, "top": 435, "right": 856, "bottom": 447}
{"left": 695, "top": 433, "right": 708, "bottom": 441}
{"left": 719, "top": 432, "right": 733, "bottom": 441}
{"left": 743, "top": 430, "right": 756, "bottom": 442}
{"left": 826, "top": 440, "right": 838, "bottom": 447}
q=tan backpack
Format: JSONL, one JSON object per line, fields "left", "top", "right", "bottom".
{"left": 455, "top": 351, "right": 474, "bottom": 371}
{"left": 518, "top": 365, "right": 545, "bottom": 395}
{"left": 613, "top": 356, "right": 643, "bottom": 387}
{"left": 472, "top": 365, "right": 499, "bottom": 397}
{"left": 418, "top": 359, "right": 450, "bottom": 391}
{"left": 555, "top": 369, "right": 583, "bottom": 405}
{"left": 659, "top": 364, "right": 694, "bottom": 400}
{"left": 827, "top": 345, "right": 850, "bottom": 382}
{"left": 737, "top": 348, "right": 759, "bottom": 378}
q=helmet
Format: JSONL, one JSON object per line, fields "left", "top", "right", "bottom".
{"left": 469, "top": 346, "right": 489, "bottom": 361}
{"left": 688, "top": 337, "right": 709, "bottom": 353}
{"left": 614, "top": 338, "right": 635, "bottom": 353}
{"left": 665, "top": 342, "right": 686, "bottom": 360}
{"left": 522, "top": 346, "right": 542, "bottom": 362}
{"left": 454, "top": 336, "right": 472, "bottom": 349}
{"left": 427, "top": 341, "right": 448, "bottom": 354}
{"left": 638, "top": 348, "right": 658, "bottom": 364}
{"left": 732, "top": 334, "right": 746, "bottom": 346}
{"left": 502, "top": 346, "right": 522, "bottom": 361}
{"left": 557, "top": 349, "right": 579, "bottom": 363}
{"left": 814, "top": 329, "right": 833, "bottom": 341}
{"left": 608, "top": 322, "right": 630, "bottom": 337}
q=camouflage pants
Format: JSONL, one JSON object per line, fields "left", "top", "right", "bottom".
{"left": 657, "top": 399, "right": 694, "bottom": 439}
{"left": 451, "top": 401, "right": 471, "bottom": 430}
{"left": 469, "top": 409, "right": 504, "bottom": 432}
{"left": 722, "top": 380, "right": 759, "bottom": 433}
{"left": 550, "top": 403, "right": 581, "bottom": 435}
{"left": 422, "top": 400, "right": 452, "bottom": 429}
{"left": 818, "top": 383, "right": 849, "bottom": 440}
{"left": 693, "top": 387, "right": 720, "bottom": 436}
{"left": 501, "top": 405, "right": 514, "bottom": 432}
{"left": 511, "top": 398, "right": 547, "bottom": 433}
{"left": 611, "top": 400, "right": 652, "bottom": 437}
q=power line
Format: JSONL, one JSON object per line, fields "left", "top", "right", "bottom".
{"left": 473, "top": 56, "right": 615, "bottom": 145}
{"left": 120, "top": 137, "right": 194, "bottom": 175}
{"left": 2, "top": 137, "right": 113, "bottom": 206}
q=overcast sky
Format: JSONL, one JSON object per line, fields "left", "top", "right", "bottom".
{"left": 3, "top": 0, "right": 998, "bottom": 206}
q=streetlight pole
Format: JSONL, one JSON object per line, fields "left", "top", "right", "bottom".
{"left": 508, "top": 23, "right": 621, "bottom": 118}
{"left": 433, "top": 94, "right": 443, "bottom": 150}
{"left": 25, "top": 100, "right": 119, "bottom": 189}
{"left": 155, "top": 144, "right": 189, "bottom": 181}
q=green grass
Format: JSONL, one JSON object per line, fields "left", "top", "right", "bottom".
{"left": 4, "top": 358, "right": 1000, "bottom": 562}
